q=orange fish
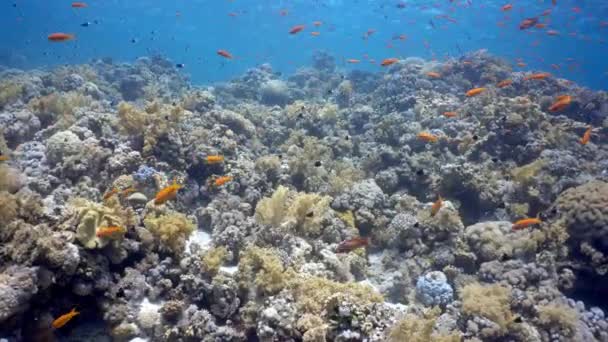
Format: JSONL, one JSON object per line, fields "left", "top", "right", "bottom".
{"left": 346, "top": 59, "right": 361, "bottom": 64}
{"left": 52, "top": 308, "right": 79, "bottom": 329}
{"left": 501, "top": 4, "right": 513, "bottom": 11}
{"left": 426, "top": 71, "right": 441, "bottom": 78}
{"left": 548, "top": 95, "right": 571, "bottom": 112}
{"left": 443, "top": 111, "right": 458, "bottom": 118}
{"left": 523, "top": 73, "right": 551, "bottom": 80}
{"left": 417, "top": 132, "right": 439, "bottom": 143}
{"left": 313, "top": 21, "right": 322, "bottom": 27}
{"left": 71, "top": 2, "right": 87, "bottom": 8}
{"left": 289, "top": 25, "right": 305, "bottom": 34}
{"left": 497, "top": 79, "right": 513, "bottom": 88}
{"left": 512, "top": 217, "right": 542, "bottom": 230}
{"left": 103, "top": 188, "right": 119, "bottom": 201}
{"left": 121, "top": 186, "right": 136, "bottom": 196}
{"left": 48, "top": 33, "right": 75, "bottom": 42}
{"left": 154, "top": 179, "right": 183, "bottom": 205}
{"left": 212, "top": 175, "right": 232, "bottom": 187}
{"left": 430, "top": 196, "right": 443, "bottom": 217}
{"left": 535, "top": 23, "right": 547, "bottom": 29}
{"left": 580, "top": 126, "right": 592, "bottom": 145}
{"left": 466, "top": 87, "right": 486, "bottom": 97}
{"left": 516, "top": 62, "right": 527, "bottom": 67}
{"left": 96, "top": 226, "right": 126, "bottom": 239}
{"left": 546, "top": 30, "right": 560, "bottom": 36}
{"left": 336, "top": 236, "right": 370, "bottom": 253}
{"left": 0, "top": 155, "right": 9, "bottom": 162}
{"left": 380, "top": 58, "right": 399, "bottom": 66}
{"left": 519, "top": 17, "right": 539, "bottom": 30}
{"left": 310, "top": 31, "right": 320, "bottom": 36}
{"left": 217, "top": 49, "right": 233, "bottom": 59}
{"left": 205, "top": 155, "right": 224, "bottom": 164}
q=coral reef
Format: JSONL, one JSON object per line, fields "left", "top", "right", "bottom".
{"left": 1, "top": 51, "right": 607, "bottom": 342}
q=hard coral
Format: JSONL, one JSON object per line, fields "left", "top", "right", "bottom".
{"left": 415, "top": 271, "right": 454, "bottom": 307}
{"left": 460, "top": 282, "right": 513, "bottom": 335}
{"left": 553, "top": 181, "right": 608, "bottom": 274}
{"left": 143, "top": 211, "right": 195, "bottom": 255}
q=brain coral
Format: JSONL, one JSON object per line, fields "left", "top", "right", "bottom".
{"left": 554, "top": 181, "right": 608, "bottom": 254}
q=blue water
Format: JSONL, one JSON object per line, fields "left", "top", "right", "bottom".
{"left": 3, "top": 0, "right": 608, "bottom": 89}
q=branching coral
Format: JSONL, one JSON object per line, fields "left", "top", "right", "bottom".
{"left": 143, "top": 210, "right": 195, "bottom": 255}
{"left": 254, "top": 185, "right": 333, "bottom": 237}
{"left": 70, "top": 198, "right": 136, "bottom": 249}
{"left": 460, "top": 282, "right": 513, "bottom": 335}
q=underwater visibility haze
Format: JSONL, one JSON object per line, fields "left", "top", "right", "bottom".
{"left": 0, "top": 0, "right": 608, "bottom": 341}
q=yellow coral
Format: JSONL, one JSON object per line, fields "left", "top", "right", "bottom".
{"left": 389, "top": 308, "right": 460, "bottom": 342}
{"left": 0, "top": 80, "right": 23, "bottom": 108}
{"left": 238, "top": 246, "right": 288, "bottom": 296}
{"left": 537, "top": 303, "right": 578, "bottom": 335}
{"left": 298, "top": 314, "right": 328, "bottom": 342}
{"left": 511, "top": 159, "right": 545, "bottom": 185}
{"left": 287, "top": 275, "right": 383, "bottom": 315}
{"left": 70, "top": 198, "right": 136, "bottom": 249}
{"left": 255, "top": 185, "right": 333, "bottom": 237}
{"left": 287, "top": 192, "right": 331, "bottom": 236}
{"left": 337, "top": 210, "right": 356, "bottom": 230}
{"left": 255, "top": 185, "right": 291, "bottom": 227}
{"left": 0, "top": 191, "right": 19, "bottom": 226}
{"left": 460, "top": 282, "right": 512, "bottom": 334}
{"left": 201, "top": 246, "right": 228, "bottom": 276}
{"left": 29, "top": 92, "right": 92, "bottom": 128}
{"left": 143, "top": 211, "right": 195, "bottom": 254}
{"left": 117, "top": 101, "right": 186, "bottom": 155}
{"left": 117, "top": 102, "right": 147, "bottom": 134}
